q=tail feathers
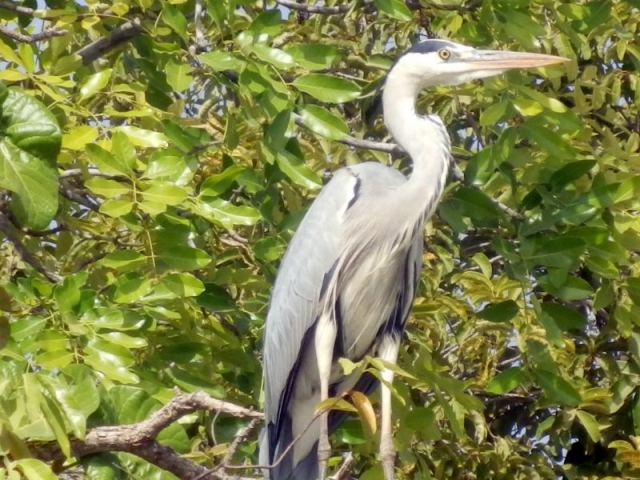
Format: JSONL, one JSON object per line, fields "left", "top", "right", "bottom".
{"left": 289, "top": 447, "right": 319, "bottom": 480}
{"left": 259, "top": 421, "right": 319, "bottom": 480}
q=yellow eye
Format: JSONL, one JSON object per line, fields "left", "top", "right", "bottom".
{"left": 438, "top": 48, "right": 451, "bottom": 60}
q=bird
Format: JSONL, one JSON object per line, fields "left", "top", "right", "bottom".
{"left": 259, "top": 39, "right": 567, "bottom": 480}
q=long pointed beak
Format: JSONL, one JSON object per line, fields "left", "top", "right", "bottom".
{"left": 463, "top": 49, "right": 569, "bottom": 70}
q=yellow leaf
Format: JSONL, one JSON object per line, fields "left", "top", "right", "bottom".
{"left": 314, "top": 397, "right": 356, "bottom": 415}
{"left": 617, "top": 450, "right": 640, "bottom": 465}
{"left": 62, "top": 126, "right": 99, "bottom": 151}
{"left": 0, "top": 70, "right": 29, "bottom": 82}
{"left": 350, "top": 391, "right": 377, "bottom": 435}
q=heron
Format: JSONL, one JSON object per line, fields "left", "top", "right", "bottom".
{"left": 259, "top": 39, "right": 567, "bottom": 480}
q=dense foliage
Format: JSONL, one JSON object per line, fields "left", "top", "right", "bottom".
{"left": 1, "top": 0, "right": 639, "bottom": 479}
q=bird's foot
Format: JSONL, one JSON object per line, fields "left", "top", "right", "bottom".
{"left": 380, "top": 436, "right": 396, "bottom": 480}
{"left": 317, "top": 430, "right": 331, "bottom": 479}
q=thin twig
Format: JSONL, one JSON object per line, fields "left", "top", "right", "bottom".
{"left": 59, "top": 168, "right": 127, "bottom": 180}
{"left": 224, "top": 395, "right": 345, "bottom": 473}
{"left": 331, "top": 452, "right": 354, "bottom": 480}
{"left": 273, "top": 0, "right": 368, "bottom": 14}
{"left": 0, "top": 212, "right": 62, "bottom": 282}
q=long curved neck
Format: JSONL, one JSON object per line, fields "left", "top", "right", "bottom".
{"left": 382, "top": 66, "right": 450, "bottom": 211}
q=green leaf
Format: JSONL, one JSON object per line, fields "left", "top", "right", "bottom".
{"left": 112, "top": 276, "right": 152, "bottom": 304}
{"left": 614, "top": 176, "right": 640, "bottom": 204}
{"left": 532, "top": 369, "right": 582, "bottom": 406}
{"left": 576, "top": 410, "right": 601, "bottom": 442}
{"left": 275, "top": 149, "right": 322, "bottom": 189}
{"left": 515, "top": 85, "right": 569, "bottom": 113}
{"left": 450, "top": 187, "right": 500, "bottom": 222}
{"left": 161, "top": 4, "right": 188, "bottom": 40}
{"left": 198, "top": 52, "right": 245, "bottom": 71}
{"left": 14, "top": 458, "right": 57, "bottom": 480}
{"left": 61, "top": 125, "right": 99, "bottom": 151}
{"left": 479, "top": 100, "right": 509, "bottom": 126}
{"left": 85, "top": 177, "right": 130, "bottom": 198}
{"left": 374, "top": 0, "right": 412, "bottom": 20}
{"left": 528, "top": 237, "right": 586, "bottom": 269}
{"left": 292, "top": 74, "right": 361, "bottom": 103}
{"left": 548, "top": 160, "right": 596, "bottom": 188}
{"left": 141, "top": 183, "right": 188, "bottom": 206}
{"left": 159, "top": 246, "right": 211, "bottom": 271}
{"left": 0, "top": 88, "right": 61, "bottom": 229}
{"left": 299, "top": 105, "right": 349, "bottom": 140}
{"left": 520, "top": 119, "right": 575, "bottom": 159}
{"left": 285, "top": 44, "right": 342, "bottom": 70}
{"left": 165, "top": 60, "right": 193, "bottom": 92}
{"left": 102, "top": 250, "right": 147, "bottom": 272}
{"left": 194, "top": 198, "right": 262, "bottom": 228}
{"left": 199, "top": 165, "right": 245, "bottom": 197}
{"left": 512, "top": 98, "right": 544, "bottom": 117}
{"left": 111, "top": 131, "right": 137, "bottom": 173}
{"left": 538, "top": 275, "right": 594, "bottom": 301}
{"left": 162, "top": 273, "right": 205, "bottom": 297}
{"left": 486, "top": 367, "right": 527, "bottom": 394}
{"left": 86, "top": 144, "right": 131, "bottom": 176}
{"left": 99, "top": 199, "right": 133, "bottom": 217}
{"left": 78, "top": 69, "right": 112, "bottom": 101}
{"left": 477, "top": 300, "right": 519, "bottom": 323}
{"left": 114, "top": 126, "right": 168, "bottom": 148}
{"left": 0, "top": 139, "right": 58, "bottom": 230}
{"left": 247, "top": 9, "right": 282, "bottom": 36}
{"left": 144, "top": 148, "right": 194, "bottom": 182}
{"left": 251, "top": 44, "right": 294, "bottom": 69}
{"left": 540, "top": 303, "right": 586, "bottom": 331}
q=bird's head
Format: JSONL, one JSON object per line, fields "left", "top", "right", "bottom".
{"left": 387, "top": 39, "right": 569, "bottom": 89}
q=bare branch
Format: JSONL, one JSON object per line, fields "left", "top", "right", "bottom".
{"left": 76, "top": 18, "right": 143, "bottom": 64}
{"left": 224, "top": 418, "right": 261, "bottom": 466}
{"left": 32, "top": 391, "right": 262, "bottom": 480}
{"left": 331, "top": 452, "right": 354, "bottom": 480}
{"left": 0, "top": 24, "right": 66, "bottom": 43}
{"left": 273, "top": 0, "right": 367, "bottom": 14}
{"left": 0, "top": 1, "right": 35, "bottom": 15}
{"left": 0, "top": 212, "right": 62, "bottom": 282}
{"left": 59, "top": 168, "right": 127, "bottom": 180}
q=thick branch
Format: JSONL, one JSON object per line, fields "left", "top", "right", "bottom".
{"left": 33, "top": 391, "right": 262, "bottom": 480}
{"left": 76, "top": 18, "right": 142, "bottom": 64}
{"left": 0, "top": 0, "right": 35, "bottom": 14}
{"left": 0, "top": 24, "right": 66, "bottom": 43}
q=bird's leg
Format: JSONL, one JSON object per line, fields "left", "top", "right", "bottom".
{"left": 379, "top": 338, "right": 400, "bottom": 480}
{"left": 315, "top": 315, "right": 337, "bottom": 479}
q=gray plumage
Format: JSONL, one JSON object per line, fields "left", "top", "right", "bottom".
{"left": 260, "top": 39, "right": 567, "bottom": 480}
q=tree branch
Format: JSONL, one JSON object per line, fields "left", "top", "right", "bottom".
{"left": 76, "top": 18, "right": 143, "bottom": 64}
{"left": 0, "top": 212, "right": 62, "bottom": 282}
{"left": 273, "top": 0, "right": 368, "bottom": 14}
{"left": 0, "top": 24, "right": 66, "bottom": 43}
{"left": 33, "top": 391, "right": 262, "bottom": 480}
{"left": 0, "top": 0, "right": 35, "bottom": 15}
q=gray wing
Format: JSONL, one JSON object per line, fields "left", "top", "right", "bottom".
{"left": 261, "top": 162, "right": 407, "bottom": 471}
